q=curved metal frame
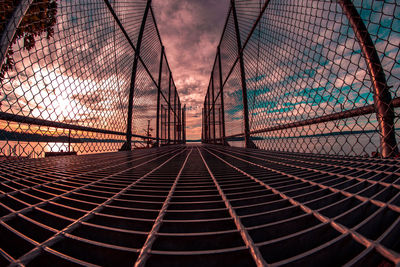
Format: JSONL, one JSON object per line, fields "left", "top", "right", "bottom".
{"left": 338, "top": 0, "right": 398, "bottom": 158}
{"left": 204, "top": 0, "right": 399, "bottom": 157}
{"left": 0, "top": 0, "right": 34, "bottom": 72}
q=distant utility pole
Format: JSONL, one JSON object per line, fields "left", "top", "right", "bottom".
{"left": 147, "top": 120, "right": 150, "bottom": 148}
{"left": 143, "top": 120, "right": 153, "bottom": 148}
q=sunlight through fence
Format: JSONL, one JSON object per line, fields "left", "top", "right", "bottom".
{"left": 0, "top": 0, "right": 185, "bottom": 159}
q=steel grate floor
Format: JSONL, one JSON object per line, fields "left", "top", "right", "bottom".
{"left": 0, "top": 144, "right": 400, "bottom": 266}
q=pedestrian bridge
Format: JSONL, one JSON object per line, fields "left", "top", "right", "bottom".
{"left": 1, "top": 145, "right": 399, "bottom": 266}
{"left": 1, "top": 0, "right": 400, "bottom": 266}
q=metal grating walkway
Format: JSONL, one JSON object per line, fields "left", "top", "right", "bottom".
{"left": 1, "top": 145, "right": 400, "bottom": 266}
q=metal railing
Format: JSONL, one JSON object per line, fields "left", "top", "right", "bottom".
{"left": 202, "top": 0, "right": 400, "bottom": 158}
{"left": 0, "top": 0, "right": 185, "bottom": 159}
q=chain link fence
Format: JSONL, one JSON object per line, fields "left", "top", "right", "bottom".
{"left": 202, "top": 0, "right": 400, "bottom": 158}
{"left": 0, "top": 0, "right": 185, "bottom": 159}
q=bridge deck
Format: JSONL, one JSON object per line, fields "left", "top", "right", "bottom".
{"left": 0, "top": 145, "right": 399, "bottom": 266}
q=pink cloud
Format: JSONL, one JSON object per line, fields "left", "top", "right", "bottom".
{"left": 152, "top": 0, "right": 230, "bottom": 140}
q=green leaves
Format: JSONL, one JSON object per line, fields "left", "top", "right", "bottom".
{"left": 0, "top": 0, "right": 58, "bottom": 83}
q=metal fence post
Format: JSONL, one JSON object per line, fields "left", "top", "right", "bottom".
{"left": 211, "top": 74, "right": 216, "bottom": 144}
{"left": 168, "top": 74, "right": 171, "bottom": 144}
{"left": 203, "top": 96, "right": 206, "bottom": 143}
{"left": 231, "top": 0, "right": 256, "bottom": 149}
{"left": 338, "top": 0, "right": 398, "bottom": 158}
{"left": 164, "top": 105, "right": 167, "bottom": 144}
{"left": 217, "top": 47, "right": 227, "bottom": 145}
{"left": 164, "top": 105, "right": 167, "bottom": 143}
{"left": 208, "top": 92, "right": 211, "bottom": 143}
{"left": 203, "top": 104, "right": 207, "bottom": 143}
{"left": 202, "top": 103, "right": 204, "bottom": 143}
{"left": 156, "top": 46, "right": 164, "bottom": 147}
{"left": 206, "top": 93, "right": 210, "bottom": 143}
{"left": 184, "top": 106, "right": 186, "bottom": 144}
{"left": 174, "top": 89, "right": 177, "bottom": 144}
{"left": 202, "top": 105, "right": 206, "bottom": 143}
{"left": 181, "top": 103, "right": 184, "bottom": 143}
{"left": 203, "top": 107, "right": 206, "bottom": 143}
{"left": 219, "top": 107, "right": 223, "bottom": 142}
{"left": 160, "top": 104, "right": 163, "bottom": 145}
{"left": 178, "top": 100, "right": 182, "bottom": 143}
{"left": 123, "top": 0, "right": 151, "bottom": 151}
{"left": 177, "top": 100, "right": 180, "bottom": 144}
{"left": 209, "top": 93, "right": 211, "bottom": 143}
{"left": 183, "top": 104, "right": 185, "bottom": 143}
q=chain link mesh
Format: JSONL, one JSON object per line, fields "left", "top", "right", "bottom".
{"left": 203, "top": 0, "right": 399, "bottom": 157}
{"left": 0, "top": 0, "right": 183, "bottom": 159}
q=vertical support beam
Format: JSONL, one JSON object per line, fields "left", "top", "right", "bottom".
{"left": 207, "top": 92, "right": 211, "bottom": 143}
{"left": 156, "top": 46, "right": 164, "bottom": 147}
{"left": 211, "top": 74, "right": 216, "bottom": 144}
{"left": 338, "top": 0, "right": 398, "bottom": 158}
{"left": 201, "top": 107, "right": 204, "bottom": 142}
{"left": 160, "top": 104, "right": 163, "bottom": 145}
{"left": 164, "top": 105, "right": 167, "bottom": 144}
{"left": 217, "top": 46, "right": 227, "bottom": 145}
{"left": 205, "top": 93, "right": 210, "bottom": 143}
{"left": 178, "top": 100, "right": 182, "bottom": 143}
{"left": 218, "top": 47, "right": 227, "bottom": 145}
{"left": 164, "top": 105, "right": 167, "bottom": 143}
{"left": 219, "top": 108, "right": 223, "bottom": 142}
{"left": 208, "top": 93, "right": 211, "bottom": 143}
{"left": 204, "top": 97, "right": 206, "bottom": 143}
{"left": 183, "top": 105, "right": 186, "bottom": 144}
{"left": 174, "top": 89, "right": 177, "bottom": 144}
{"left": 123, "top": 0, "right": 151, "bottom": 151}
{"left": 181, "top": 103, "right": 184, "bottom": 143}
{"left": 231, "top": 0, "right": 255, "bottom": 149}
{"left": 203, "top": 107, "right": 206, "bottom": 143}
{"left": 168, "top": 74, "right": 171, "bottom": 144}
{"left": 203, "top": 103, "right": 208, "bottom": 143}
{"left": 208, "top": 94, "right": 211, "bottom": 143}
{"left": 68, "top": 129, "right": 71, "bottom": 152}
{"left": 202, "top": 105, "right": 206, "bottom": 143}
{"left": 164, "top": 106, "right": 167, "bottom": 143}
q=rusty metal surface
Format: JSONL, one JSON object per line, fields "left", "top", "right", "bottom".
{"left": 0, "top": 144, "right": 399, "bottom": 266}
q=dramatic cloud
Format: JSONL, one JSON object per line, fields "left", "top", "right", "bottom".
{"left": 152, "top": 0, "right": 230, "bottom": 140}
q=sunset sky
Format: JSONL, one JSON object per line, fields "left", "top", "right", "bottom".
{"left": 1, "top": 0, "right": 398, "bottom": 157}
{"left": 152, "top": 0, "right": 230, "bottom": 140}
